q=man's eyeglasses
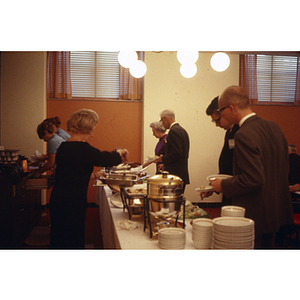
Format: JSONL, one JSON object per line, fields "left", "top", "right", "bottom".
{"left": 217, "top": 105, "right": 230, "bottom": 114}
{"left": 211, "top": 116, "right": 221, "bottom": 124}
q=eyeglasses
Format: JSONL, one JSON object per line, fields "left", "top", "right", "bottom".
{"left": 217, "top": 105, "right": 230, "bottom": 114}
{"left": 211, "top": 116, "right": 221, "bottom": 124}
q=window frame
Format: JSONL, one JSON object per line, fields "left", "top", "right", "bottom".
{"left": 239, "top": 51, "right": 300, "bottom": 106}
{"left": 46, "top": 51, "right": 144, "bottom": 102}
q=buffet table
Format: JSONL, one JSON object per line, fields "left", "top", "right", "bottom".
{"left": 96, "top": 185, "right": 210, "bottom": 250}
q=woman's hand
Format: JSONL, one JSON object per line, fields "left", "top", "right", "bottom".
{"left": 116, "top": 148, "right": 129, "bottom": 163}
{"left": 33, "top": 153, "right": 56, "bottom": 177}
{"left": 154, "top": 154, "right": 163, "bottom": 164}
{"left": 157, "top": 164, "right": 164, "bottom": 172}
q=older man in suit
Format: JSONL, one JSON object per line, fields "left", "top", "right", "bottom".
{"left": 155, "top": 109, "right": 190, "bottom": 192}
{"left": 210, "top": 86, "right": 294, "bottom": 249}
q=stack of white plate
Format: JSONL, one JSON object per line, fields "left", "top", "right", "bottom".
{"left": 192, "top": 218, "right": 213, "bottom": 249}
{"left": 221, "top": 205, "right": 245, "bottom": 217}
{"left": 212, "top": 217, "right": 255, "bottom": 250}
{"left": 158, "top": 228, "right": 186, "bottom": 249}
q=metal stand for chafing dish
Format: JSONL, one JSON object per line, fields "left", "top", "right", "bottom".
{"left": 120, "top": 185, "right": 147, "bottom": 232}
{"left": 146, "top": 196, "right": 186, "bottom": 239}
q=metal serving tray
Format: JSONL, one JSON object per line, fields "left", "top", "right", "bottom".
{"left": 100, "top": 173, "right": 138, "bottom": 187}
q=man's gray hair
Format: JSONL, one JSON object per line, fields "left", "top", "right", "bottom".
{"left": 150, "top": 121, "right": 166, "bottom": 132}
{"left": 160, "top": 109, "right": 175, "bottom": 119}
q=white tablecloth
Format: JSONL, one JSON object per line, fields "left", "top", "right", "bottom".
{"left": 96, "top": 185, "right": 200, "bottom": 250}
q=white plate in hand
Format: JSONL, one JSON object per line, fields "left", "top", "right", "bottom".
{"left": 195, "top": 186, "right": 213, "bottom": 192}
{"left": 206, "top": 174, "right": 233, "bottom": 181}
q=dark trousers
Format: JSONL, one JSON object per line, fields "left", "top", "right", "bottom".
{"left": 49, "top": 202, "right": 86, "bottom": 249}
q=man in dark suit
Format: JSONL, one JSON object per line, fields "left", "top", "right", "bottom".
{"left": 202, "top": 96, "right": 239, "bottom": 205}
{"left": 211, "top": 86, "right": 294, "bottom": 249}
{"left": 155, "top": 109, "right": 190, "bottom": 192}
{"left": 288, "top": 144, "right": 300, "bottom": 210}
{"left": 288, "top": 144, "right": 300, "bottom": 188}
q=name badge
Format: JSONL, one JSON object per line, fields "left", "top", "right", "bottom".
{"left": 228, "top": 139, "right": 235, "bottom": 149}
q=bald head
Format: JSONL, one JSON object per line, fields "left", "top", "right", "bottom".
{"left": 218, "top": 86, "right": 253, "bottom": 124}
{"left": 219, "top": 86, "right": 249, "bottom": 109}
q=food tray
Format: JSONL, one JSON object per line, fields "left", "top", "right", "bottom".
{"left": 126, "top": 184, "right": 147, "bottom": 197}
{"left": 100, "top": 173, "right": 137, "bottom": 187}
{"left": 125, "top": 191, "right": 147, "bottom": 197}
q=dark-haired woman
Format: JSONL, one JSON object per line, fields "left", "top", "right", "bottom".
{"left": 34, "top": 121, "right": 65, "bottom": 178}
{"left": 44, "top": 116, "right": 71, "bottom": 141}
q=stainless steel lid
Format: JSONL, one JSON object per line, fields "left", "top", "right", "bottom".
{"left": 147, "top": 171, "right": 183, "bottom": 185}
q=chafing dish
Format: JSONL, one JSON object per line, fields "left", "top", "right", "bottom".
{"left": 146, "top": 171, "right": 186, "bottom": 238}
{"left": 100, "top": 173, "right": 138, "bottom": 187}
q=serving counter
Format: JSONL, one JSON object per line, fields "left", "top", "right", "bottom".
{"left": 96, "top": 185, "right": 205, "bottom": 250}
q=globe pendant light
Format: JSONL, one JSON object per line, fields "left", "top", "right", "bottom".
{"left": 118, "top": 51, "right": 138, "bottom": 68}
{"left": 211, "top": 52, "right": 230, "bottom": 72}
{"left": 177, "top": 51, "right": 199, "bottom": 64}
{"left": 177, "top": 51, "right": 198, "bottom": 78}
{"left": 180, "top": 63, "right": 197, "bottom": 78}
{"left": 130, "top": 60, "right": 147, "bottom": 78}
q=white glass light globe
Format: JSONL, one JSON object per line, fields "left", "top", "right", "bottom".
{"left": 129, "top": 60, "right": 147, "bottom": 78}
{"left": 210, "top": 52, "right": 230, "bottom": 72}
{"left": 118, "top": 51, "right": 138, "bottom": 68}
{"left": 180, "top": 63, "right": 197, "bottom": 78}
{"left": 177, "top": 51, "right": 199, "bottom": 65}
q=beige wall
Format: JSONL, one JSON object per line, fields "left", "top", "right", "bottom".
{"left": 143, "top": 51, "right": 240, "bottom": 203}
{"left": 0, "top": 52, "right": 47, "bottom": 157}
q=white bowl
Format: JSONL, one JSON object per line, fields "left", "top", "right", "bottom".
{"left": 221, "top": 206, "right": 245, "bottom": 217}
{"left": 213, "top": 217, "right": 254, "bottom": 232}
{"left": 158, "top": 227, "right": 186, "bottom": 249}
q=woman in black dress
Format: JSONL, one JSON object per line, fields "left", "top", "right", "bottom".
{"left": 49, "top": 108, "right": 128, "bottom": 249}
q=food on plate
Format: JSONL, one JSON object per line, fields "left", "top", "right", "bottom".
{"left": 127, "top": 188, "right": 147, "bottom": 194}
{"left": 195, "top": 185, "right": 213, "bottom": 192}
{"left": 178, "top": 200, "right": 210, "bottom": 219}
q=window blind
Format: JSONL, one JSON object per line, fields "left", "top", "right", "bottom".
{"left": 70, "top": 51, "right": 119, "bottom": 99}
{"left": 257, "top": 55, "right": 297, "bottom": 103}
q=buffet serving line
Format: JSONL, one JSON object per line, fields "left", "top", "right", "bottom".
{"left": 96, "top": 184, "right": 193, "bottom": 249}
{"left": 95, "top": 164, "right": 255, "bottom": 250}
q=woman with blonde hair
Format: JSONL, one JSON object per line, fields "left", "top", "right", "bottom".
{"left": 49, "top": 108, "right": 128, "bottom": 249}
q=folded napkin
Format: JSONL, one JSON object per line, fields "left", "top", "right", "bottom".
{"left": 117, "top": 220, "right": 138, "bottom": 231}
